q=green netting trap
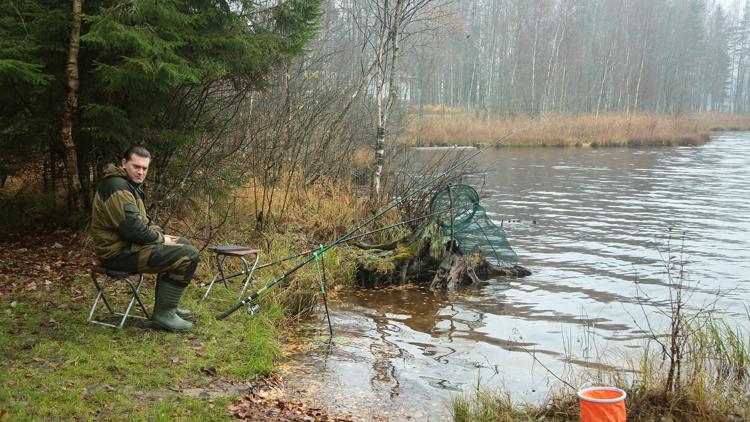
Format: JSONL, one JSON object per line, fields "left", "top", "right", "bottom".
{"left": 430, "top": 184, "right": 518, "bottom": 267}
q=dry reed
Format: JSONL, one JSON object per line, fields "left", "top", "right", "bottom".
{"left": 403, "top": 109, "right": 750, "bottom": 147}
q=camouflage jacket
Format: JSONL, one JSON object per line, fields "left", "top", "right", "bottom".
{"left": 91, "top": 164, "right": 164, "bottom": 260}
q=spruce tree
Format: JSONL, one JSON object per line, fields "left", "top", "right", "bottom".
{"left": 0, "top": 0, "right": 323, "bottom": 211}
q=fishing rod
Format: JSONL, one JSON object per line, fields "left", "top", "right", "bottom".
{"left": 201, "top": 209, "right": 452, "bottom": 291}
{"left": 313, "top": 245, "right": 333, "bottom": 339}
{"left": 217, "top": 116, "right": 542, "bottom": 320}
{"left": 215, "top": 207, "right": 457, "bottom": 319}
{"left": 253, "top": 207, "right": 457, "bottom": 272}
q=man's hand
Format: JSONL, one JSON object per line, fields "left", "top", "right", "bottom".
{"left": 164, "top": 235, "right": 178, "bottom": 245}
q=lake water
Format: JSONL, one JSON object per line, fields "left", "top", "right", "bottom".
{"left": 282, "top": 133, "right": 750, "bottom": 421}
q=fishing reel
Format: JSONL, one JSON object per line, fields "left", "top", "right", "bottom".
{"left": 246, "top": 303, "right": 261, "bottom": 316}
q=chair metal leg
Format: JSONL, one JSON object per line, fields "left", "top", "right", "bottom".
{"left": 129, "top": 274, "right": 149, "bottom": 319}
{"left": 202, "top": 251, "right": 260, "bottom": 301}
{"left": 88, "top": 273, "right": 148, "bottom": 329}
{"left": 90, "top": 273, "right": 116, "bottom": 315}
{"left": 88, "top": 274, "right": 117, "bottom": 325}
{"left": 202, "top": 272, "right": 220, "bottom": 301}
{"left": 238, "top": 253, "right": 260, "bottom": 299}
{"left": 218, "top": 255, "right": 229, "bottom": 289}
{"left": 115, "top": 275, "right": 148, "bottom": 328}
{"left": 87, "top": 274, "right": 105, "bottom": 323}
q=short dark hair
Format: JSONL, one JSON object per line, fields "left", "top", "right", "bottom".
{"left": 123, "top": 146, "right": 151, "bottom": 161}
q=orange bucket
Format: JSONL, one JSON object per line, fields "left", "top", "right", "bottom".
{"left": 577, "top": 386, "right": 627, "bottom": 422}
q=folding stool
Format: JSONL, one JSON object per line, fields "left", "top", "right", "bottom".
{"left": 202, "top": 245, "right": 260, "bottom": 301}
{"left": 87, "top": 262, "right": 149, "bottom": 329}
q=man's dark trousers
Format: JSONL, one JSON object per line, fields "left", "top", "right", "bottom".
{"left": 101, "top": 237, "right": 199, "bottom": 285}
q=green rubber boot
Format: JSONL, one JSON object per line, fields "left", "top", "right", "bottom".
{"left": 176, "top": 307, "right": 192, "bottom": 319}
{"left": 152, "top": 279, "right": 193, "bottom": 332}
{"left": 156, "top": 275, "right": 191, "bottom": 319}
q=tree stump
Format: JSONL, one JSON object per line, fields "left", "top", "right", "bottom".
{"left": 353, "top": 219, "right": 531, "bottom": 289}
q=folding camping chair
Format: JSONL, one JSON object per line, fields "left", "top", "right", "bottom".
{"left": 87, "top": 262, "right": 149, "bottom": 329}
{"left": 202, "top": 245, "right": 260, "bottom": 301}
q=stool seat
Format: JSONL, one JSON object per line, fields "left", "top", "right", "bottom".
{"left": 202, "top": 246, "right": 260, "bottom": 301}
{"left": 208, "top": 245, "right": 259, "bottom": 256}
{"left": 88, "top": 261, "right": 148, "bottom": 329}
{"left": 90, "top": 265, "right": 139, "bottom": 279}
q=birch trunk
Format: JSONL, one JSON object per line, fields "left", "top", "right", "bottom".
{"left": 595, "top": 46, "right": 612, "bottom": 120}
{"left": 530, "top": 18, "right": 539, "bottom": 114}
{"left": 371, "top": 0, "right": 390, "bottom": 196}
{"left": 61, "top": 0, "right": 84, "bottom": 211}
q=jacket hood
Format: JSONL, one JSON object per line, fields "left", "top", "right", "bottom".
{"left": 102, "top": 163, "right": 127, "bottom": 179}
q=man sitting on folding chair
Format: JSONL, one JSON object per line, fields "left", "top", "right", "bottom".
{"left": 90, "top": 146, "right": 199, "bottom": 332}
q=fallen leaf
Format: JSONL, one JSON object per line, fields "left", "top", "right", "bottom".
{"left": 200, "top": 366, "right": 217, "bottom": 376}
{"left": 193, "top": 345, "right": 206, "bottom": 357}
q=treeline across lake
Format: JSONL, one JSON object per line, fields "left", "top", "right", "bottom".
{"left": 402, "top": 0, "right": 750, "bottom": 115}
{"left": 312, "top": 0, "right": 750, "bottom": 115}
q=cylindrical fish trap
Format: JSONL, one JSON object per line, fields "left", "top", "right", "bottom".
{"left": 577, "top": 386, "right": 627, "bottom": 422}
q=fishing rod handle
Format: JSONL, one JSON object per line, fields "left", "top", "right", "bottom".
{"left": 216, "top": 292, "right": 258, "bottom": 320}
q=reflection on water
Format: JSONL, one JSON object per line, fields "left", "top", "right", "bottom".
{"left": 283, "top": 134, "right": 750, "bottom": 421}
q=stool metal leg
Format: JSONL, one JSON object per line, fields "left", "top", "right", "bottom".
{"left": 202, "top": 254, "right": 225, "bottom": 301}
{"left": 238, "top": 253, "right": 260, "bottom": 299}
{"left": 116, "top": 275, "right": 148, "bottom": 328}
{"left": 202, "top": 273, "right": 220, "bottom": 300}
{"left": 129, "top": 274, "right": 149, "bottom": 319}
{"left": 88, "top": 273, "right": 106, "bottom": 323}
{"left": 202, "top": 252, "right": 260, "bottom": 301}
{"left": 218, "top": 255, "right": 229, "bottom": 289}
{"left": 88, "top": 273, "right": 117, "bottom": 323}
{"left": 88, "top": 273, "right": 149, "bottom": 329}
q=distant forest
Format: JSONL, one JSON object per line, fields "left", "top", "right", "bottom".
{"left": 3, "top": 0, "right": 750, "bottom": 213}
{"left": 313, "top": 0, "right": 750, "bottom": 114}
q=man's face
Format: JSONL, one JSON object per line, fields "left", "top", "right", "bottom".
{"left": 122, "top": 154, "right": 150, "bottom": 184}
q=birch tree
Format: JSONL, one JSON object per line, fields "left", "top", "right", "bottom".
{"left": 60, "top": 0, "right": 84, "bottom": 211}
{"left": 361, "top": 0, "right": 449, "bottom": 196}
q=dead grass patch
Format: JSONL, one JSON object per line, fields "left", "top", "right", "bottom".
{"left": 403, "top": 109, "right": 750, "bottom": 147}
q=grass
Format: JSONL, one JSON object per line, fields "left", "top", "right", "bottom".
{"left": 451, "top": 313, "right": 750, "bottom": 421}
{"left": 403, "top": 109, "right": 750, "bottom": 147}
{"left": 0, "top": 273, "right": 284, "bottom": 421}
{"left": 0, "top": 238, "right": 360, "bottom": 421}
